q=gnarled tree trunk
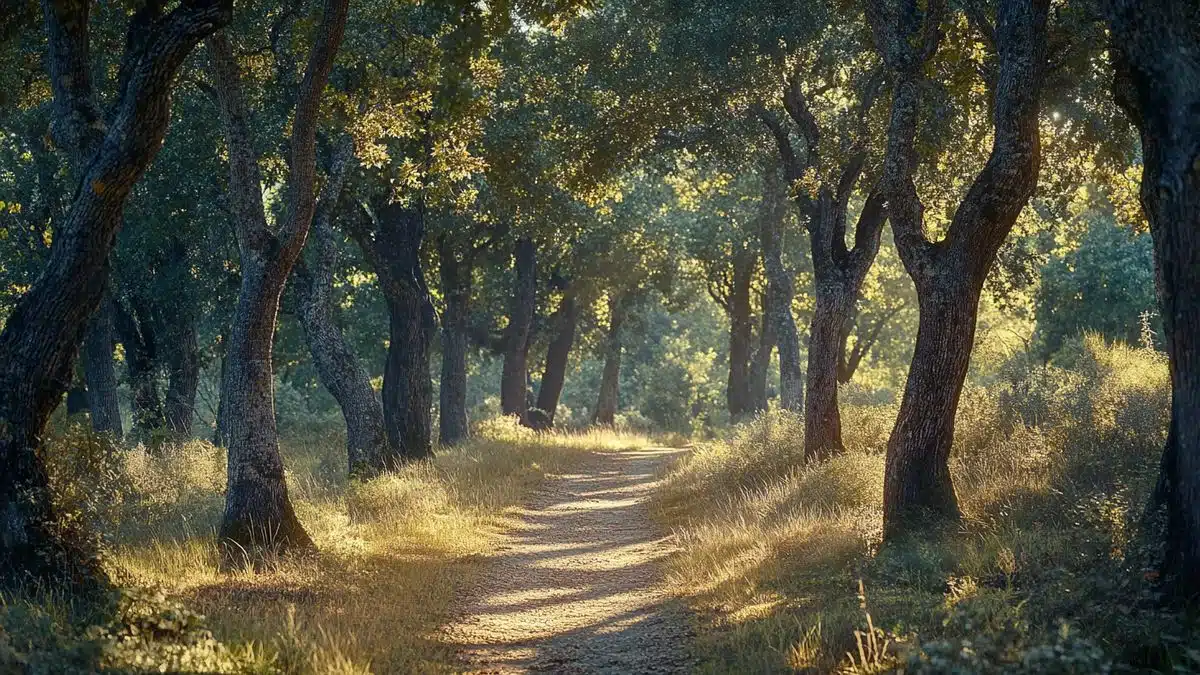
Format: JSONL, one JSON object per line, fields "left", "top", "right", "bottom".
{"left": 761, "top": 69, "right": 889, "bottom": 459}
{"left": 0, "top": 0, "right": 229, "bottom": 588}
{"left": 868, "top": 0, "right": 1048, "bottom": 540}
{"left": 363, "top": 202, "right": 436, "bottom": 466}
{"left": 1105, "top": 0, "right": 1200, "bottom": 597}
{"left": 438, "top": 234, "right": 473, "bottom": 446}
{"left": 293, "top": 137, "right": 387, "bottom": 475}
{"left": 208, "top": 0, "right": 348, "bottom": 560}
{"left": 593, "top": 293, "right": 627, "bottom": 426}
{"left": 533, "top": 288, "right": 579, "bottom": 430}
{"left": 759, "top": 164, "right": 804, "bottom": 413}
{"left": 83, "top": 294, "right": 123, "bottom": 438}
{"left": 501, "top": 237, "right": 537, "bottom": 423}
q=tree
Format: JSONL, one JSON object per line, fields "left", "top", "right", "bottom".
{"left": 1104, "top": 0, "right": 1200, "bottom": 597}
{"left": 351, "top": 198, "right": 436, "bottom": 464}
{"left": 207, "top": 0, "right": 350, "bottom": 559}
{"left": 531, "top": 275, "right": 580, "bottom": 430}
{"left": 292, "top": 136, "right": 388, "bottom": 475}
{"left": 758, "top": 159, "right": 804, "bottom": 412}
{"left": 500, "top": 236, "right": 537, "bottom": 423}
{"left": 0, "top": 0, "right": 231, "bottom": 587}
{"left": 759, "top": 55, "right": 889, "bottom": 459}
{"left": 868, "top": 0, "right": 1050, "bottom": 539}
{"left": 593, "top": 292, "right": 627, "bottom": 426}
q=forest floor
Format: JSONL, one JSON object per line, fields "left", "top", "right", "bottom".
{"left": 442, "top": 446, "right": 695, "bottom": 674}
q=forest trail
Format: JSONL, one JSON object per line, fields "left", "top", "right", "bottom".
{"left": 443, "top": 446, "right": 694, "bottom": 674}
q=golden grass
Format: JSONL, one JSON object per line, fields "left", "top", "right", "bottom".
{"left": 652, "top": 337, "right": 1187, "bottom": 673}
{"left": 95, "top": 416, "right": 655, "bottom": 673}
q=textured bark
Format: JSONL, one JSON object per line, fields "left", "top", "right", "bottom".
{"left": 725, "top": 247, "right": 755, "bottom": 420}
{"left": 533, "top": 290, "right": 580, "bottom": 430}
{"left": 593, "top": 294, "right": 627, "bottom": 426}
{"left": 759, "top": 166, "right": 804, "bottom": 413}
{"left": 501, "top": 237, "right": 537, "bottom": 423}
{"left": 293, "top": 137, "right": 387, "bottom": 475}
{"left": 868, "top": 0, "right": 1049, "bottom": 540}
{"left": 748, "top": 289, "right": 775, "bottom": 415}
{"left": 1105, "top": 0, "right": 1200, "bottom": 597}
{"left": 438, "top": 235, "right": 473, "bottom": 447}
{"left": 761, "top": 67, "right": 889, "bottom": 458}
{"left": 164, "top": 315, "right": 200, "bottom": 436}
{"left": 382, "top": 204, "right": 436, "bottom": 465}
{"left": 209, "top": 0, "right": 348, "bottom": 560}
{"left": 0, "top": 0, "right": 229, "bottom": 588}
{"left": 83, "top": 295, "right": 123, "bottom": 438}
{"left": 114, "top": 296, "right": 165, "bottom": 436}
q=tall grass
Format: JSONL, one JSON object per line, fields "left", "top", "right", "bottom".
{"left": 653, "top": 336, "right": 1193, "bottom": 673}
{"left": 3, "top": 415, "right": 652, "bottom": 673}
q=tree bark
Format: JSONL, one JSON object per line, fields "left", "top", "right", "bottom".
{"left": 726, "top": 246, "right": 755, "bottom": 420}
{"left": 1105, "top": 0, "right": 1200, "bottom": 597}
{"left": 438, "top": 235, "right": 473, "bottom": 447}
{"left": 83, "top": 294, "right": 123, "bottom": 438}
{"left": 532, "top": 289, "right": 579, "bottom": 430}
{"left": 867, "top": 0, "right": 1049, "bottom": 540}
{"left": 761, "top": 69, "right": 890, "bottom": 459}
{"left": 593, "top": 294, "right": 626, "bottom": 426}
{"left": 0, "top": 0, "right": 229, "bottom": 588}
{"left": 748, "top": 289, "right": 775, "bottom": 414}
{"left": 293, "top": 137, "right": 388, "bottom": 475}
{"left": 759, "top": 165, "right": 804, "bottom": 413}
{"left": 838, "top": 304, "right": 902, "bottom": 384}
{"left": 501, "top": 237, "right": 537, "bottom": 423}
{"left": 164, "top": 315, "right": 200, "bottom": 437}
{"left": 365, "top": 202, "right": 436, "bottom": 466}
{"left": 208, "top": 0, "right": 348, "bottom": 560}
{"left": 114, "top": 296, "right": 165, "bottom": 436}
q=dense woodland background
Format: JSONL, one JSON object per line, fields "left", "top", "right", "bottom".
{"left": 0, "top": 0, "right": 1198, "bottom": 672}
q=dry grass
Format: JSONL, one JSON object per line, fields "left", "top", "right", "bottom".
{"left": 6, "top": 415, "right": 654, "bottom": 673}
{"left": 653, "top": 336, "right": 1193, "bottom": 673}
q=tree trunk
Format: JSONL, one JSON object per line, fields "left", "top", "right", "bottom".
{"left": 164, "top": 317, "right": 199, "bottom": 437}
{"left": 501, "top": 237, "right": 537, "bottom": 423}
{"left": 748, "top": 290, "right": 775, "bottom": 414}
{"left": 805, "top": 287, "right": 852, "bottom": 458}
{"left": 883, "top": 285, "right": 976, "bottom": 533}
{"left": 114, "top": 296, "right": 165, "bottom": 436}
{"left": 759, "top": 167, "right": 804, "bottom": 413}
{"left": 532, "top": 290, "right": 579, "bottom": 430}
{"left": 293, "top": 137, "right": 387, "bottom": 475}
{"left": 1106, "top": 0, "right": 1200, "bottom": 597}
{"left": 370, "top": 203, "right": 436, "bottom": 466}
{"left": 208, "top": 0, "right": 348, "bottom": 560}
{"left": 438, "top": 235, "right": 473, "bottom": 446}
{"left": 0, "top": 0, "right": 229, "bottom": 588}
{"left": 83, "top": 295, "right": 123, "bottom": 438}
{"left": 869, "top": 0, "right": 1048, "bottom": 541}
{"left": 726, "top": 247, "right": 755, "bottom": 420}
{"left": 593, "top": 294, "right": 626, "bottom": 426}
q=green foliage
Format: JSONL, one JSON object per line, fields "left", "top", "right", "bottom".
{"left": 1034, "top": 217, "right": 1157, "bottom": 359}
{"left": 0, "top": 587, "right": 264, "bottom": 674}
{"left": 656, "top": 339, "right": 1194, "bottom": 674}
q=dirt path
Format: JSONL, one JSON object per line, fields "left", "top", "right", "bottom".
{"left": 443, "top": 447, "right": 694, "bottom": 674}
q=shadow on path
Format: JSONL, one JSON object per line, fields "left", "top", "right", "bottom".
{"left": 443, "top": 447, "right": 694, "bottom": 674}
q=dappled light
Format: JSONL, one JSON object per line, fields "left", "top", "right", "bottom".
{"left": 1, "top": 0, "right": 1197, "bottom": 672}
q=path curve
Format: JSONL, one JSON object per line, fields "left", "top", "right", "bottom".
{"left": 444, "top": 447, "right": 693, "bottom": 674}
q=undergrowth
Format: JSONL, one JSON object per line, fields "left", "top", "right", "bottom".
{"left": 653, "top": 336, "right": 1196, "bottom": 673}
{"left": 2, "top": 415, "right": 651, "bottom": 673}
